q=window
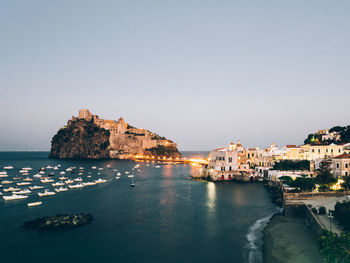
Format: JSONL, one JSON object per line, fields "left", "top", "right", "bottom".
{"left": 346, "top": 163, "right": 349, "bottom": 169}
{"left": 312, "top": 149, "right": 315, "bottom": 153}
{"left": 252, "top": 153, "right": 254, "bottom": 157}
{"left": 339, "top": 149, "right": 341, "bottom": 153}
{"left": 228, "top": 157, "right": 232, "bottom": 163}
{"left": 337, "top": 163, "right": 340, "bottom": 169}
{"left": 318, "top": 149, "right": 320, "bottom": 154}
{"left": 221, "top": 167, "right": 225, "bottom": 171}
{"left": 248, "top": 153, "right": 250, "bottom": 158}
{"left": 326, "top": 149, "right": 328, "bottom": 153}
{"left": 331, "top": 149, "right": 333, "bottom": 153}
{"left": 229, "top": 166, "right": 232, "bottom": 171}
{"left": 346, "top": 172, "right": 349, "bottom": 176}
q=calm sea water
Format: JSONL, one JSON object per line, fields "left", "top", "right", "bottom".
{"left": 0, "top": 152, "right": 277, "bottom": 263}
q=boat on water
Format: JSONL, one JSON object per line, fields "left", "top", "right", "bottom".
{"left": 59, "top": 176, "right": 68, "bottom": 180}
{"left": 125, "top": 171, "right": 130, "bottom": 174}
{"left": 53, "top": 166, "right": 59, "bottom": 170}
{"left": 113, "top": 169, "right": 118, "bottom": 172}
{"left": 3, "top": 187, "right": 20, "bottom": 192}
{"left": 82, "top": 182, "right": 96, "bottom": 186}
{"left": 38, "top": 190, "right": 56, "bottom": 197}
{"left": 0, "top": 172, "right": 8, "bottom": 178}
{"left": 91, "top": 166, "right": 97, "bottom": 170}
{"left": 55, "top": 187, "right": 68, "bottom": 192}
{"left": 13, "top": 177, "right": 22, "bottom": 180}
{"left": 65, "top": 179, "right": 74, "bottom": 184}
{"left": 28, "top": 201, "right": 42, "bottom": 207}
{"left": 59, "top": 171, "right": 66, "bottom": 175}
{"left": 33, "top": 174, "right": 42, "bottom": 178}
{"left": 22, "top": 167, "right": 32, "bottom": 171}
{"left": 98, "top": 168, "right": 104, "bottom": 171}
{"left": 23, "top": 177, "right": 33, "bottom": 182}
{"left": 78, "top": 172, "right": 83, "bottom": 176}
{"left": 68, "top": 183, "right": 84, "bottom": 189}
{"left": 116, "top": 176, "right": 120, "bottom": 180}
{"left": 4, "top": 166, "right": 14, "bottom": 170}
{"left": 116, "top": 172, "right": 121, "bottom": 176}
{"left": 39, "top": 171, "right": 45, "bottom": 175}
{"left": 46, "top": 165, "right": 53, "bottom": 169}
{"left": 95, "top": 178, "right": 107, "bottom": 184}
{"left": 3, "top": 194, "right": 28, "bottom": 201}
{"left": 1, "top": 180, "right": 13, "bottom": 184}
{"left": 17, "top": 182, "right": 31, "bottom": 186}
{"left": 40, "top": 178, "right": 54, "bottom": 183}
{"left": 52, "top": 182, "right": 64, "bottom": 187}
{"left": 29, "top": 185, "right": 44, "bottom": 190}
{"left": 14, "top": 188, "right": 31, "bottom": 194}
{"left": 74, "top": 177, "right": 83, "bottom": 182}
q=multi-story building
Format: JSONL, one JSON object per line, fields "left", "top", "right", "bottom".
{"left": 78, "top": 109, "right": 92, "bottom": 121}
{"left": 332, "top": 154, "right": 350, "bottom": 177}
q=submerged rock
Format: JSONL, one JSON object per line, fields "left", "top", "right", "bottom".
{"left": 23, "top": 213, "right": 93, "bottom": 231}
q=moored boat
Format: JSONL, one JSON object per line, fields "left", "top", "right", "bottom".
{"left": 28, "top": 201, "right": 42, "bottom": 207}
{"left": 3, "top": 194, "right": 28, "bottom": 201}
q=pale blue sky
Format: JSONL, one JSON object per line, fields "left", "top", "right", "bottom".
{"left": 1, "top": 0, "right": 349, "bottom": 151}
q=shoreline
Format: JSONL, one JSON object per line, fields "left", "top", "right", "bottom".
{"left": 263, "top": 210, "right": 322, "bottom": 263}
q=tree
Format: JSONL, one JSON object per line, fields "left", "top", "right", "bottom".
{"left": 341, "top": 176, "right": 350, "bottom": 191}
{"left": 316, "top": 161, "right": 337, "bottom": 190}
{"left": 319, "top": 230, "right": 350, "bottom": 263}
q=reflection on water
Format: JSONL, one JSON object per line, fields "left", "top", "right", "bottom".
{"left": 207, "top": 182, "right": 216, "bottom": 212}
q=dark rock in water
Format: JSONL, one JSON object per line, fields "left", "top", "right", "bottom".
{"left": 23, "top": 213, "right": 93, "bottom": 231}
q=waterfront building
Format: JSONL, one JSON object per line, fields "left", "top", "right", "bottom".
{"left": 332, "top": 154, "right": 350, "bottom": 177}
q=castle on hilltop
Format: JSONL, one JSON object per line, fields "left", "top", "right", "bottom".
{"left": 64, "top": 109, "right": 180, "bottom": 159}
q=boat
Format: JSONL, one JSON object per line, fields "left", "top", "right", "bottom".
{"left": 3, "top": 187, "right": 20, "bottom": 192}
{"left": 116, "top": 177, "right": 120, "bottom": 180}
{"left": 82, "top": 182, "right": 96, "bottom": 186}
{"left": 48, "top": 172, "right": 55, "bottom": 177}
{"left": 28, "top": 201, "right": 42, "bottom": 207}
{"left": 13, "top": 177, "right": 22, "bottom": 180}
{"left": 14, "top": 188, "right": 31, "bottom": 194}
{"left": 29, "top": 185, "right": 44, "bottom": 190}
{"left": 23, "top": 177, "right": 33, "bottom": 181}
{"left": 66, "top": 168, "right": 72, "bottom": 172}
{"left": 125, "top": 171, "right": 130, "bottom": 174}
{"left": 98, "top": 168, "right": 104, "bottom": 171}
{"left": 55, "top": 187, "right": 68, "bottom": 192}
{"left": 59, "top": 176, "right": 68, "bottom": 180}
{"left": 19, "top": 170, "right": 27, "bottom": 174}
{"left": 53, "top": 166, "right": 59, "bottom": 170}
{"left": 59, "top": 171, "right": 66, "bottom": 175}
{"left": 78, "top": 172, "right": 83, "bottom": 176}
{"left": 155, "top": 165, "right": 161, "bottom": 168}
{"left": 65, "top": 179, "right": 74, "bottom": 184}
{"left": 68, "top": 183, "right": 84, "bottom": 189}
{"left": 52, "top": 182, "right": 64, "bottom": 187}
{"left": 74, "top": 177, "right": 83, "bottom": 182}
{"left": 40, "top": 178, "right": 54, "bottom": 183}
{"left": 39, "top": 171, "right": 45, "bottom": 175}
{"left": 94, "top": 178, "right": 107, "bottom": 184}
{"left": 116, "top": 172, "right": 121, "bottom": 176}
{"left": 91, "top": 166, "right": 97, "bottom": 170}
{"left": 46, "top": 165, "right": 53, "bottom": 169}
{"left": 113, "top": 169, "right": 118, "bottom": 172}
{"left": 3, "top": 194, "right": 28, "bottom": 201}
{"left": 33, "top": 174, "right": 42, "bottom": 178}
{"left": 22, "top": 167, "right": 32, "bottom": 171}
{"left": 1, "top": 180, "right": 13, "bottom": 184}
{"left": 4, "top": 166, "right": 14, "bottom": 170}
{"left": 17, "top": 182, "right": 31, "bottom": 186}
{"left": 38, "top": 190, "right": 56, "bottom": 197}
{"left": 0, "top": 172, "right": 8, "bottom": 178}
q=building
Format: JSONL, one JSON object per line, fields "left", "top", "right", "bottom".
{"left": 332, "top": 154, "right": 350, "bottom": 177}
{"left": 78, "top": 109, "right": 92, "bottom": 121}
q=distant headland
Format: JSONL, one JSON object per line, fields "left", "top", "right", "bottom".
{"left": 49, "top": 109, "right": 181, "bottom": 159}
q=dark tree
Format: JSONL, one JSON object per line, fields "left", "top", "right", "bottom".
{"left": 316, "top": 161, "right": 337, "bottom": 189}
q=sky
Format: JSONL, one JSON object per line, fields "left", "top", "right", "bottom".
{"left": 1, "top": 0, "right": 350, "bottom": 151}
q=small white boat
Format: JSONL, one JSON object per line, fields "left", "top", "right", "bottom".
{"left": 59, "top": 176, "right": 68, "bottom": 180}
{"left": 94, "top": 178, "right": 107, "bottom": 184}
{"left": 28, "top": 201, "right": 42, "bottom": 207}
{"left": 78, "top": 172, "right": 83, "bottom": 176}
{"left": 0, "top": 172, "right": 8, "bottom": 178}
{"left": 40, "top": 178, "right": 54, "bottom": 183}
{"left": 68, "top": 183, "right": 84, "bottom": 189}
{"left": 130, "top": 175, "right": 135, "bottom": 187}
{"left": 155, "top": 165, "right": 161, "bottom": 168}
{"left": 22, "top": 167, "right": 32, "bottom": 171}
{"left": 1, "top": 180, "right": 13, "bottom": 184}
{"left": 82, "top": 181, "right": 96, "bottom": 186}
{"left": 53, "top": 166, "right": 59, "bottom": 170}
{"left": 65, "top": 179, "right": 74, "bottom": 184}
{"left": 66, "top": 168, "right": 72, "bottom": 172}
{"left": 46, "top": 165, "right": 53, "bottom": 169}
{"left": 38, "top": 190, "right": 56, "bottom": 197}
{"left": 19, "top": 170, "right": 27, "bottom": 174}
{"left": 3, "top": 194, "right": 28, "bottom": 201}
{"left": 14, "top": 188, "right": 31, "bottom": 194}
{"left": 87, "top": 175, "right": 92, "bottom": 178}
{"left": 23, "top": 177, "right": 33, "bottom": 182}
{"left": 17, "top": 182, "right": 31, "bottom": 186}
{"left": 74, "top": 177, "right": 83, "bottom": 182}
{"left": 98, "top": 168, "right": 104, "bottom": 171}
{"left": 52, "top": 182, "right": 64, "bottom": 187}
{"left": 4, "top": 166, "right": 14, "bottom": 170}
{"left": 59, "top": 171, "right": 66, "bottom": 175}
{"left": 116, "top": 172, "right": 121, "bottom": 176}
{"left": 33, "top": 174, "right": 42, "bottom": 178}
{"left": 125, "top": 171, "right": 130, "bottom": 174}
{"left": 13, "top": 177, "right": 22, "bottom": 180}
{"left": 3, "top": 187, "right": 20, "bottom": 192}
{"left": 39, "top": 171, "right": 45, "bottom": 175}
{"left": 55, "top": 187, "right": 68, "bottom": 192}
{"left": 91, "top": 166, "right": 97, "bottom": 170}
{"left": 29, "top": 185, "right": 44, "bottom": 190}
{"left": 113, "top": 169, "right": 118, "bottom": 172}
{"left": 116, "top": 177, "right": 120, "bottom": 180}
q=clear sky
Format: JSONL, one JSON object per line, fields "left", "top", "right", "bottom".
{"left": 1, "top": 0, "right": 350, "bottom": 151}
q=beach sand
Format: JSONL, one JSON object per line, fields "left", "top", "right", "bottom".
{"left": 263, "top": 213, "right": 322, "bottom": 263}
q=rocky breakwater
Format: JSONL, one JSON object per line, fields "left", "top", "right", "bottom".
{"left": 50, "top": 119, "right": 110, "bottom": 159}
{"left": 264, "top": 180, "right": 284, "bottom": 206}
{"left": 23, "top": 213, "right": 93, "bottom": 231}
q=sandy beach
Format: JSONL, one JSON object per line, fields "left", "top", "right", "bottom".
{"left": 263, "top": 213, "right": 322, "bottom": 263}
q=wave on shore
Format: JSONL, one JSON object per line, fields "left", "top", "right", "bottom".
{"left": 246, "top": 207, "right": 283, "bottom": 263}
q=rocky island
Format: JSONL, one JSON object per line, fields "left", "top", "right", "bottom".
{"left": 50, "top": 109, "right": 181, "bottom": 159}
{"left": 23, "top": 213, "right": 93, "bottom": 231}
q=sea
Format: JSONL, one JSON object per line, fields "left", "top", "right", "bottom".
{"left": 0, "top": 152, "right": 278, "bottom": 263}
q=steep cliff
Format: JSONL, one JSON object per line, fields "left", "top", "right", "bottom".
{"left": 49, "top": 119, "right": 110, "bottom": 159}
